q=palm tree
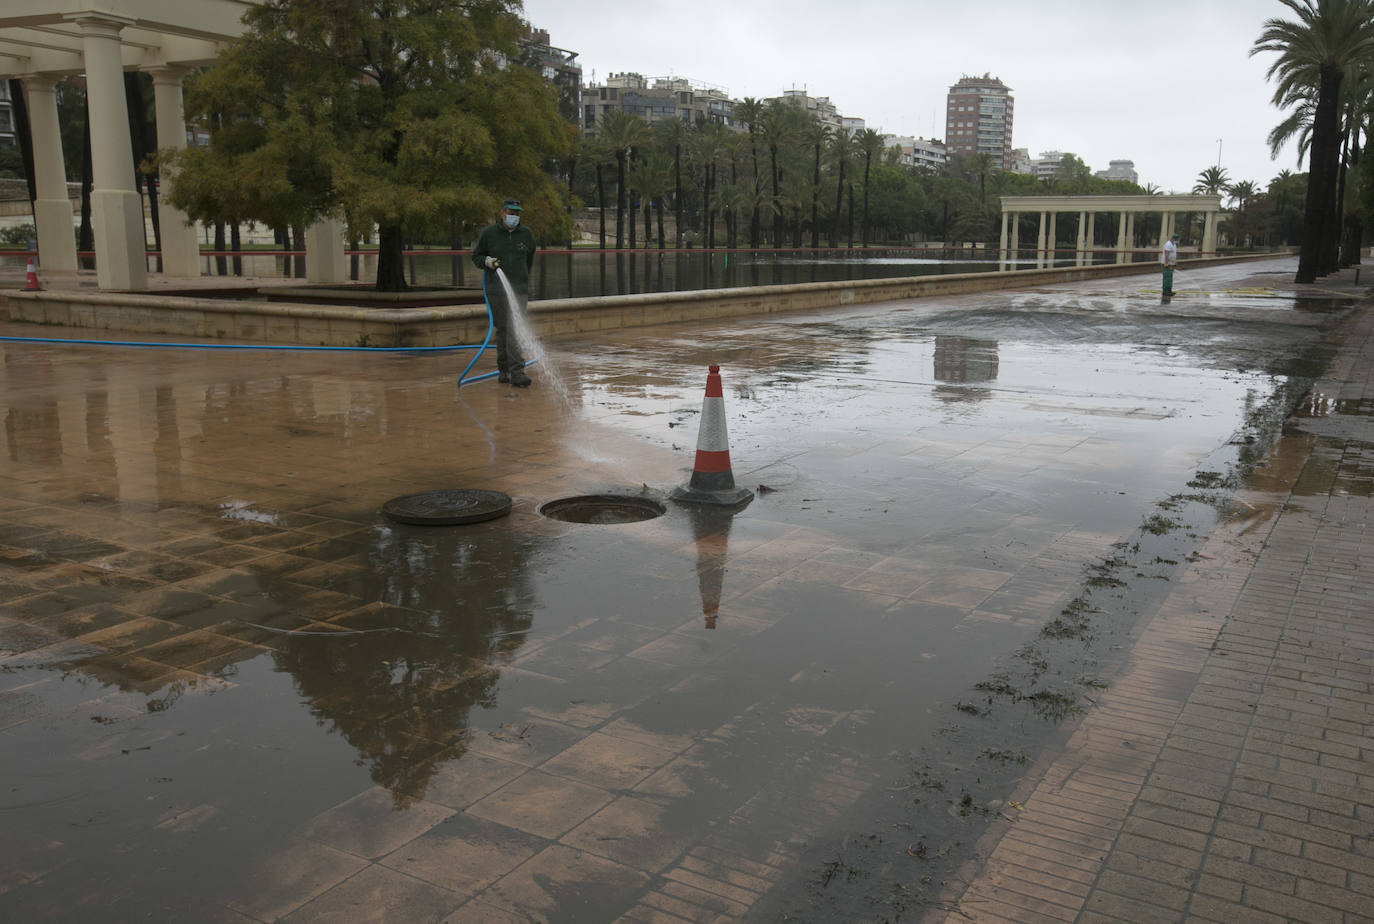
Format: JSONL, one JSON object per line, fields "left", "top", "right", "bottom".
{"left": 1227, "top": 179, "right": 1260, "bottom": 210}
{"left": 1251, "top": 0, "right": 1374, "bottom": 281}
{"left": 655, "top": 118, "right": 688, "bottom": 247}
{"left": 857, "top": 128, "right": 886, "bottom": 246}
{"left": 759, "top": 101, "right": 797, "bottom": 247}
{"left": 598, "top": 110, "right": 651, "bottom": 249}
{"left": 690, "top": 122, "right": 729, "bottom": 249}
{"left": 635, "top": 151, "right": 673, "bottom": 249}
{"left": 1194, "top": 165, "right": 1232, "bottom": 195}
{"left": 828, "top": 130, "right": 856, "bottom": 248}
{"left": 802, "top": 119, "right": 832, "bottom": 248}
{"left": 734, "top": 97, "right": 765, "bottom": 248}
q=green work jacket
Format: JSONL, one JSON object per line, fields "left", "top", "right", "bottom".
{"left": 472, "top": 223, "right": 536, "bottom": 290}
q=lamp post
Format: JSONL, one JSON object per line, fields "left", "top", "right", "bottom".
{"left": 1216, "top": 138, "right": 1223, "bottom": 168}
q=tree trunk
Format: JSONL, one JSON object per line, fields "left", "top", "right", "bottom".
{"left": 1341, "top": 128, "right": 1364, "bottom": 266}
{"left": 831, "top": 161, "right": 845, "bottom": 248}
{"left": 214, "top": 222, "right": 227, "bottom": 276}
{"left": 673, "top": 143, "right": 682, "bottom": 248}
{"left": 749, "top": 138, "right": 761, "bottom": 249}
{"left": 615, "top": 152, "right": 626, "bottom": 249}
{"left": 596, "top": 162, "right": 606, "bottom": 249}
{"left": 1297, "top": 63, "right": 1342, "bottom": 283}
{"left": 847, "top": 182, "right": 855, "bottom": 247}
{"left": 656, "top": 197, "right": 665, "bottom": 249}
{"left": 1327, "top": 127, "right": 1350, "bottom": 271}
{"left": 770, "top": 145, "right": 782, "bottom": 248}
{"left": 376, "top": 224, "right": 407, "bottom": 291}
{"left": 862, "top": 153, "right": 872, "bottom": 247}
{"left": 811, "top": 142, "right": 821, "bottom": 249}
{"left": 643, "top": 198, "right": 652, "bottom": 249}
{"left": 230, "top": 222, "right": 242, "bottom": 276}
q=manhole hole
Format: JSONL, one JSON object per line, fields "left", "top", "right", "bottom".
{"left": 382, "top": 489, "right": 512, "bottom": 526}
{"left": 539, "top": 494, "right": 666, "bottom": 524}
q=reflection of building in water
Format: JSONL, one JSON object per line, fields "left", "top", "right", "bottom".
{"left": 933, "top": 336, "right": 1000, "bottom": 406}
{"left": 933, "top": 336, "right": 1000, "bottom": 384}
{"left": 274, "top": 526, "right": 540, "bottom": 807}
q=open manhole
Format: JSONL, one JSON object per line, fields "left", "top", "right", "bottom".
{"left": 539, "top": 494, "right": 666, "bottom": 525}
{"left": 382, "top": 489, "right": 512, "bottom": 526}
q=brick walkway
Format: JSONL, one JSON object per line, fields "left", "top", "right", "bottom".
{"left": 940, "top": 284, "right": 1374, "bottom": 922}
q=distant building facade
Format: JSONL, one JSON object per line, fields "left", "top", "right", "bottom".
{"left": 521, "top": 28, "right": 582, "bottom": 124}
{"left": 1032, "top": 150, "right": 1066, "bottom": 181}
{"left": 774, "top": 89, "right": 842, "bottom": 133}
{"left": 884, "top": 134, "right": 948, "bottom": 172}
{"left": 581, "top": 72, "right": 732, "bottom": 135}
{"left": 1094, "top": 159, "right": 1138, "bottom": 184}
{"left": 945, "top": 74, "right": 1014, "bottom": 168}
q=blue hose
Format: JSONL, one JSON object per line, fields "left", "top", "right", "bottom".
{"left": 0, "top": 336, "right": 487, "bottom": 352}
{"left": 456, "top": 271, "right": 538, "bottom": 388}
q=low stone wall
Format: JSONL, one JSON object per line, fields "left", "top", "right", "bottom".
{"left": 0, "top": 253, "right": 1280, "bottom": 347}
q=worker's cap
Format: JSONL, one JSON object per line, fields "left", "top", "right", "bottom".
{"left": 1171, "top": 232, "right": 1179, "bottom": 239}
{"left": 502, "top": 198, "right": 523, "bottom": 212}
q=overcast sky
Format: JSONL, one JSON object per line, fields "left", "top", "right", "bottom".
{"left": 521, "top": 0, "right": 1304, "bottom": 195}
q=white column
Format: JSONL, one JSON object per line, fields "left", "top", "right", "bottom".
{"left": 22, "top": 75, "right": 79, "bottom": 273}
{"left": 149, "top": 67, "right": 200, "bottom": 278}
{"left": 1116, "top": 211, "right": 1128, "bottom": 264}
{"left": 1048, "top": 212, "right": 1058, "bottom": 264}
{"left": 1202, "top": 210, "right": 1218, "bottom": 256}
{"left": 1075, "top": 210, "right": 1087, "bottom": 266}
{"left": 1036, "top": 211, "right": 1047, "bottom": 265}
{"left": 1158, "top": 212, "right": 1170, "bottom": 249}
{"left": 1127, "top": 213, "right": 1136, "bottom": 254}
{"left": 1010, "top": 212, "right": 1020, "bottom": 260}
{"left": 998, "top": 210, "right": 1009, "bottom": 260}
{"left": 1087, "top": 213, "right": 1097, "bottom": 262}
{"left": 305, "top": 218, "right": 348, "bottom": 283}
{"left": 74, "top": 15, "right": 147, "bottom": 290}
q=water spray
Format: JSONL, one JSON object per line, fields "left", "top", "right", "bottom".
{"left": 456, "top": 266, "right": 541, "bottom": 388}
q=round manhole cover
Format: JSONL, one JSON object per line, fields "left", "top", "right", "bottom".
{"left": 539, "top": 494, "right": 666, "bottom": 525}
{"left": 382, "top": 489, "right": 512, "bottom": 526}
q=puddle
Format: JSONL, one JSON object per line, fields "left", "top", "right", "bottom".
{"left": 0, "top": 263, "right": 1357, "bottom": 920}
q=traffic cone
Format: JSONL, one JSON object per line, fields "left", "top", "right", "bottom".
{"left": 671, "top": 365, "right": 753, "bottom": 508}
{"left": 23, "top": 258, "right": 41, "bottom": 291}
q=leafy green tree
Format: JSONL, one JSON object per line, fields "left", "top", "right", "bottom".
{"left": 828, "top": 130, "right": 855, "bottom": 247}
{"left": 759, "top": 101, "right": 799, "bottom": 247}
{"left": 803, "top": 120, "right": 832, "bottom": 248}
{"left": 734, "top": 97, "right": 765, "bottom": 248}
{"left": 1252, "top": 0, "right": 1374, "bottom": 281}
{"left": 168, "top": 0, "right": 570, "bottom": 291}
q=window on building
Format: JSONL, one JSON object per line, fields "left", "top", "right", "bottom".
{"left": 584, "top": 104, "right": 595, "bottom": 126}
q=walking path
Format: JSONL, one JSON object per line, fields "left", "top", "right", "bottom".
{"left": 940, "top": 268, "right": 1374, "bottom": 923}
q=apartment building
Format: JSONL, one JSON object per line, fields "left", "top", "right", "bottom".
{"left": 581, "top": 72, "right": 732, "bottom": 135}
{"left": 0, "top": 81, "right": 15, "bottom": 148}
{"left": 773, "top": 89, "right": 842, "bottom": 133}
{"left": 945, "top": 74, "right": 1014, "bottom": 168}
{"left": 883, "top": 134, "right": 948, "bottom": 172}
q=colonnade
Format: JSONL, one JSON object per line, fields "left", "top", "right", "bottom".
{"left": 997, "top": 195, "right": 1224, "bottom": 269}
{"left": 5, "top": 4, "right": 351, "bottom": 291}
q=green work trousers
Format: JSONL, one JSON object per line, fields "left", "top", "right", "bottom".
{"left": 1161, "top": 265, "right": 1175, "bottom": 295}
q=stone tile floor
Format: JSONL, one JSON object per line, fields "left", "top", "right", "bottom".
{"left": 0, "top": 257, "right": 1370, "bottom": 922}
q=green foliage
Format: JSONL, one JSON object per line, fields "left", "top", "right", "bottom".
{"left": 167, "top": 0, "right": 572, "bottom": 289}
{"left": 0, "top": 223, "right": 36, "bottom": 246}
{"left": 0, "top": 144, "right": 26, "bottom": 179}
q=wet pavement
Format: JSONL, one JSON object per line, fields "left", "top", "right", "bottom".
{"left": 0, "top": 256, "right": 1370, "bottom": 922}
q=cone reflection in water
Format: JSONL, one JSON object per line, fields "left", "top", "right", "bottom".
{"left": 671, "top": 364, "right": 753, "bottom": 508}
{"left": 689, "top": 508, "right": 735, "bottom": 630}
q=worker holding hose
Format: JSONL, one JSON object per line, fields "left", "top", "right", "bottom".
{"left": 1160, "top": 231, "right": 1179, "bottom": 298}
{"left": 472, "top": 198, "right": 536, "bottom": 387}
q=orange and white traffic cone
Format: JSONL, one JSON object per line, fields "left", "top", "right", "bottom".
{"left": 23, "top": 257, "right": 41, "bottom": 291}
{"left": 671, "top": 365, "right": 753, "bottom": 508}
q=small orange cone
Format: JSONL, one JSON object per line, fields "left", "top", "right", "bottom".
{"left": 671, "top": 365, "right": 753, "bottom": 508}
{"left": 23, "top": 257, "right": 41, "bottom": 291}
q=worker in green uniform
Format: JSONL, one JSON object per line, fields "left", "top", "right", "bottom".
{"left": 472, "top": 198, "right": 536, "bottom": 387}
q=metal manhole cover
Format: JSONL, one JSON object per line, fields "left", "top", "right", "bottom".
{"left": 382, "top": 489, "right": 512, "bottom": 525}
{"left": 539, "top": 494, "right": 666, "bottom": 524}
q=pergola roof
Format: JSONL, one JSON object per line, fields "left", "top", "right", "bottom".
{"left": 1000, "top": 194, "right": 1224, "bottom": 213}
{"left": 0, "top": 1, "right": 254, "bottom": 76}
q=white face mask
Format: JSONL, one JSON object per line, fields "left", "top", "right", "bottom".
{"left": 504, "top": 214, "right": 520, "bottom": 229}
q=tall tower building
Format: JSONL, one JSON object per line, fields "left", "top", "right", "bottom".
{"left": 945, "top": 74, "right": 1014, "bottom": 169}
